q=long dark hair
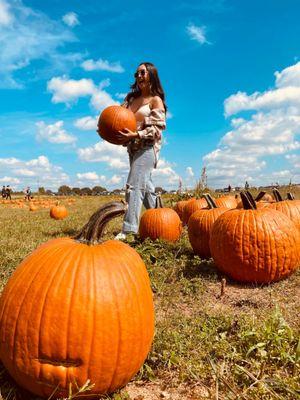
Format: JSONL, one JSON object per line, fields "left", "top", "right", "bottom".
{"left": 125, "top": 62, "right": 167, "bottom": 112}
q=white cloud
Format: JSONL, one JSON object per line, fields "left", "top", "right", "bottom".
{"left": 74, "top": 116, "right": 98, "bottom": 131}
{"left": 36, "top": 121, "right": 76, "bottom": 144}
{"left": 76, "top": 172, "right": 102, "bottom": 181}
{"left": 0, "top": 0, "right": 13, "bottom": 26}
{"left": 81, "top": 59, "right": 124, "bottom": 73}
{"left": 187, "top": 23, "right": 209, "bottom": 45}
{"left": 166, "top": 111, "right": 173, "bottom": 119}
{"left": 47, "top": 77, "right": 95, "bottom": 104}
{"left": 115, "top": 92, "right": 127, "bottom": 100}
{"left": 77, "top": 141, "right": 128, "bottom": 169}
{"left": 62, "top": 12, "right": 79, "bottom": 27}
{"left": 0, "top": 155, "right": 70, "bottom": 190}
{"left": 203, "top": 61, "right": 300, "bottom": 188}
{"left": 152, "top": 158, "right": 180, "bottom": 188}
{"left": 186, "top": 166, "right": 194, "bottom": 177}
{"left": 0, "top": 1, "right": 79, "bottom": 88}
{"left": 47, "top": 76, "right": 118, "bottom": 110}
{"left": 108, "top": 175, "right": 122, "bottom": 185}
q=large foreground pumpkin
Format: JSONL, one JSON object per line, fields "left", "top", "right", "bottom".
{"left": 210, "top": 192, "right": 300, "bottom": 283}
{"left": 269, "top": 189, "right": 300, "bottom": 229}
{"left": 0, "top": 202, "right": 154, "bottom": 399}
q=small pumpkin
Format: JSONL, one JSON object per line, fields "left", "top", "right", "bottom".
{"left": 210, "top": 191, "right": 300, "bottom": 283}
{"left": 188, "top": 194, "right": 228, "bottom": 258}
{"left": 139, "top": 196, "right": 182, "bottom": 242}
{"left": 0, "top": 202, "right": 154, "bottom": 399}
{"left": 50, "top": 202, "right": 68, "bottom": 220}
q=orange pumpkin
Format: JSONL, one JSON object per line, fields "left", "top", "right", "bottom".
{"left": 50, "top": 202, "right": 68, "bottom": 220}
{"left": 214, "top": 195, "right": 237, "bottom": 209}
{"left": 210, "top": 191, "right": 300, "bottom": 283}
{"left": 182, "top": 197, "right": 207, "bottom": 226}
{"left": 97, "top": 105, "right": 137, "bottom": 145}
{"left": 0, "top": 202, "right": 154, "bottom": 399}
{"left": 173, "top": 199, "right": 188, "bottom": 221}
{"left": 269, "top": 189, "right": 300, "bottom": 229}
{"left": 188, "top": 194, "right": 228, "bottom": 258}
{"left": 139, "top": 196, "right": 182, "bottom": 242}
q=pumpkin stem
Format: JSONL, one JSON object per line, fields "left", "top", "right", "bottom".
{"left": 74, "top": 201, "right": 127, "bottom": 245}
{"left": 272, "top": 188, "right": 283, "bottom": 202}
{"left": 203, "top": 193, "right": 217, "bottom": 209}
{"left": 240, "top": 191, "right": 257, "bottom": 210}
{"left": 155, "top": 195, "right": 164, "bottom": 208}
{"left": 255, "top": 191, "right": 267, "bottom": 201}
{"left": 287, "top": 192, "right": 295, "bottom": 200}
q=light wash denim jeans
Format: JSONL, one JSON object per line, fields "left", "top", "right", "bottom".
{"left": 123, "top": 146, "right": 157, "bottom": 233}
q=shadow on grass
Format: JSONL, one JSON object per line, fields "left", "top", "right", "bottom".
{"left": 181, "top": 257, "right": 219, "bottom": 281}
{"left": 42, "top": 228, "right": 78, "bottom": 238}
{"left": 0, "top": 363, "right": 39, "bottom": 400}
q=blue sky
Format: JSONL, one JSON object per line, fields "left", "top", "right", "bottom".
{"left": 1, "top": 0, "right": 300, "bottom": 191}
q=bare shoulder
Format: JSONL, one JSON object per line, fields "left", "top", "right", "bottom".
{"left": 150, "top": 96, "right": 164, "bottom": 110}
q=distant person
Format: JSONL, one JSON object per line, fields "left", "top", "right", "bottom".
{"left": 5, "top": 185, "right": 11, "bottom": 200}
{"left": 25, "top": 186, "right": 32, "bottom": 201}
{"left": 245, "top": 181, "right": 250, "bottom": 190}
{"left": 228, "top": 184, "right": 232, "bottom": 192}
{"left": 1, "top": 186, "right": 6, "bottom": 199}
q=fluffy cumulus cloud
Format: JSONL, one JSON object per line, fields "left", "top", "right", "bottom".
{"left": 36, "top": 121, "right": 77, "bottom": 144}
{"left": 203, "top": 62, "right": 300, "bottom": 188}
{"left": 0, "top": 0, "right": 81, "bottom": 88}
{"left": 186, "top": 23, "right": 209, "bottom": 45}
{"left": 47, "top": 76, "right": 118, "bottom": 110}
{"left": 75, "top": 172, "right": 122, "bottom": 188}
{"left": 152, "top": 158, "right": 180, "bottom": 189}
{"left": 0, "top": 155, "right": 70, "bottom": 190}
{"left": 77, "top": 141, "right": 128, "bottom": 169}
{"left": 74, "top": 116, "right": 98, "bottom": 131}
{"left": 81, "top": 59, "right": 124, "bottom": 73}
{"left": 62, "top": 12, "right": 79, "bottom": 27}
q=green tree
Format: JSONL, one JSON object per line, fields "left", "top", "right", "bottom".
{"left": 58, "top": 185, "right": 72, "bottom": 195}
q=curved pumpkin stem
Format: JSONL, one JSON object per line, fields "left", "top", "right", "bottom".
{"left": 255, "top": 191, "right": 267, "bottom": 201}
{"left": 241, "top": 191, "right": 257, "bottom": 210}
{"left": 155, "top": 195, "right": 164, "bottom": 208}
{"left": 74, "top": 201, "right": 127, "bottom": 245}
{"left": 203, "top": 193, "right": 217, "bottom": 209}
{"left": 272, "top": 188, "right": 283, "bottom": 202}
{"left": 287, "top": 192, "right": 295, "bottom": 200}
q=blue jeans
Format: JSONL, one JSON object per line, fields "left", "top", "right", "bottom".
{"left": 123, "top": 146, "right": 157, "bottom": 233}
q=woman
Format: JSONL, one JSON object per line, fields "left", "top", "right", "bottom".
{"left": 115, "top": 62, "right": 167, "bottom": 240}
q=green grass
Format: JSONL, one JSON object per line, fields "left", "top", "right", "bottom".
{"left": 0, "top": 195, "right": 299, "bottom": 400}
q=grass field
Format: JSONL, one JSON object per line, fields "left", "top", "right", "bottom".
{"left": 0, "top": 194, "right": 299, "bottom": 400}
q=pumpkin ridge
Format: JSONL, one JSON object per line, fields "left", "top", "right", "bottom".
{"left": 35, "top": 244, "right": 82, "bottom": 387}
{"left": 85, "top": 246, "right": 96, "bottom": 386}
{"left": 9, "top": 242, "right": 73, "bottom": 376}
{"left": 64, "top": 245, "right": 87, "bottom": 387}
{"left": 121, "top": 248, "right": 153, "bottom": 375}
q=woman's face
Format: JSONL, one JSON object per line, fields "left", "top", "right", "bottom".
{"left": 135, "top": 64, "right": 150, "bottom": 90}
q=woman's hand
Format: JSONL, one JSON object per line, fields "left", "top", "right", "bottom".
{"left": 117, "top": 128, "right": 139, "bottom": 141}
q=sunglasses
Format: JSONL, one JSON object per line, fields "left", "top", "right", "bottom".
{"left": 134, "top": 70, "right": 147, "bottom": 78}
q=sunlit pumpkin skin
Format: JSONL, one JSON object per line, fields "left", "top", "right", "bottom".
{"left": 173, "top": 200, "right": 188, "bottom": 221}
{"left": 139, "top": 196, "right": 182, "bottom": 242}
{"left": 214, "top": 195, "right": 237, "bottom": 209}
{"left": 188, "top": 194, "right": 227, "bottom": 258}
{"left": 0, "top": 202, "right": 154, "bottom": 399}
{"left": 210, "top": 192, "right": 300, "bottom": 283}
{"left": 29, "top": 203, "right": 38, "bottom": 211}
{"left": 98, "top": 105, "right": 137, "bottom": 145}
{"left": 182, "top": 198, "right": 207, "bottom": 226}
{"left": 268, "top": 189, "right": 300, "bottom": 230}
{"left": 50, "top": 203, "right": 68, "bottom": 220}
